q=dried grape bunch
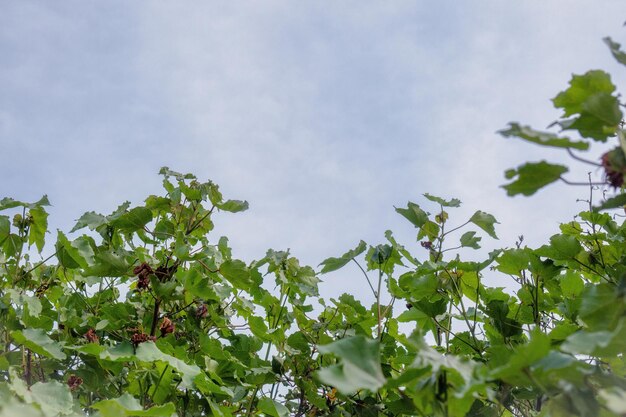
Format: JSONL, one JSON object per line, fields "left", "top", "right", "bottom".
{"left": 601, "top": 146, "right": 626, "bottom": 188}
{"left": 133, "top": 262, "right": 154, "bottom": 290}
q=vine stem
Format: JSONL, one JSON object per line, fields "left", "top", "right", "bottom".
{"left": 351, "top": 259, "right": 376, "bottom": 298}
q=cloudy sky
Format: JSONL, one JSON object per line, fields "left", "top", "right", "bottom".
{"left": 2, "top": 2, "right": 625, "bottom": 302}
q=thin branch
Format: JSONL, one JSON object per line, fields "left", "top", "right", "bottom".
{"left": 351, "top": 258, "right": 377, "bottom": 297}
{"left": 566, "top": 148, "right": 602, "bottom": 167}
{"left": 559, "top": 176, "right": 606, "bottom": 186}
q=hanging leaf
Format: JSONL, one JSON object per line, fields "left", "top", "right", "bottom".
{"left": 469, "top": 211, "right": 499, "bottom": 239}
{"left": 503, "top": 161, "right": 568, "bottom": 196}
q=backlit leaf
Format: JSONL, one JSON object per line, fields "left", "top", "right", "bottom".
{"left": 502, "top": 161, "right": 568, "bottom": 196}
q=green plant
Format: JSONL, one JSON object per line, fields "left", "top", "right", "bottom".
{"left": 2, "top": 36, "right": 626, "bottom": 417}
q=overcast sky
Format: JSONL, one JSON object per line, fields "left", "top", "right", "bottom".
{"left": 2, "top": 2, "right": 625, "bottom": 302}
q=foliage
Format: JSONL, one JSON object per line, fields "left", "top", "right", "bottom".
{"left": 2, "top": 36, "right": 626, "bottom": 417}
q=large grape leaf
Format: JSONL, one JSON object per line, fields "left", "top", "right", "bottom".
{"left": 316, "top": 336, "right": 385, "bottom": 394}
{"left": 11, "top": 329, "right": 66, "bottom": 360}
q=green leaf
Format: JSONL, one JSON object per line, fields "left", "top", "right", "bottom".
{"left": 153, "top": 219, "right": 175, "bottom": 240}
{"left": 3, "top": 233, "right": 22, "bottom": 258}
{"left": 135, "top": 342, "right": 201, "bottom": 389}
{"left": 29, "top": 381, "right": 73, "bottom": 417}
{"left": 486, "top": 300, "right": 522, "bottom": 338}
{"left": 595, "top": 193, "right": 626, "bottom": 211}
{"left": 319, "top": 240, "right": 367, "bottom": 274}
{"left": 100, "top": 342, "right": 135, "bottom": 362}
{"left": 92, "top": 393, "right": 176, "bottom": 417}
{"left": 220, "top": 259, "right": 253, "bottom": 290}
{"left": 553, "top": 70, "right": 621, "bottom": 141}
{"left": 502, "top": 161, "right": 568, "bottom": 196}
{"left": 604, "top": 37, "right": 626, "bottom": 66}
{"left": 395, "top": 202, "right": 428, "bottom": 229}
{"left": 316, "top": 335, "right": 386, "bottom": 394}
{"left": 110, "top": 207, "right": 152, "bottom": 233}
{"left": 0, "top": 195, "right": 50, "bottom": 211}
{"left": 85, "top": 248, "right": 130, "bottom": 277}
{"left": 535, "top": 234, "right": 582, "bottom": 260}
{"left": 248, "top": 316, "right": 271, "bottom": 342}
{"left": 257, "top": 397, "right": 290, "bottom": 417}
{"left": 553, "top": 70, "right": 616, "bottom": 116}
{"left": 499, "top": 123, "right": 589, "bottom": 150}
{"left": 423, "top": 193, "right": 462, "bottom": 207}
{"left": 559, "top": 271, "right": 584, "bottom": 298}
{"left": 496, "top": 249, "right": 530, "bottom": 275}
{"left": 0, "top": 215, "right": 10, "bottom": 245}
{"left": 28, "top": 207, "right": 48, "bottom": 253}
{"left": 460, "top": 231, "right": 481, "bottom": 249}
{"left": 11, "top": 328, "right": 66, "bottom": 360}
{"left": 561, "top": 318, "right": 626, "bottom": 357}
{"left": 582, "top": 92, "right": 622, "bottom": 125}
{"left": 490, "top": 330, "right": 551, "bottom": 385}
{"left": 70, "top": 211, "right": 107, "bottom": 233}
{"left": 148, "top": 362, "right": 175, "bottom": 404}
{"left": 55, "top": 231, "right": 87, "bottom": 269}
{"left": 217, "top": 199, "right": 249, "bottom": 213}
{"left": 469, "top": 211, "right": 499, "bottom": 239}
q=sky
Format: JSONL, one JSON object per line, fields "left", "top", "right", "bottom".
{"left": 2, "top": 2, "right": 626, "bottom": 304}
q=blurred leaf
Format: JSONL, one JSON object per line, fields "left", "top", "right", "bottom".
{"left": 11, "top": 329, "right": 66, "bottom": 360}
{"left": 595, "top": 193, "right": 626, "bottom": 211}
{"left": 460, "top": 231, "right": 481, "bottom": 249}
{"left": 562, "top": 318, "right": 626, "bottom": 357}
{"left": 500, "top": 123, "right": 589, "bottom": 150}
{"left": 92, "top": 393, "right": 176, "bottom": 417}
{"left": 135, "top": 342, "right": 201, "bottom": 389}
{"left": 29, "top": 381, "right": 73, "bottom": 417}
{"left": 553, "top": 70, "right": 616, "bottom": 116}
{"left": 604, "top": 37, "right": 626, "bottom": 66}
{"left": 0, "top": 215, "right": 9, "bottom": 245}
{"left": 553, "top": 70, "right": 621, "bottom": 141}
{"left": 257, "top": 397, "right": 289, "bottom": 417}
{"left": 423, "top": 193, "right": 461, "bottom": 207}
{"left": 502, "top": 161, "right": 568, "bottom": 196}
{"left": 316, "top": 336, "right": 386, "bottom": 394}
{"left": 217, "top": 199, "right": 249, "bottom": 213}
